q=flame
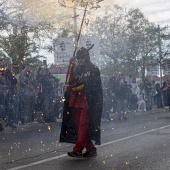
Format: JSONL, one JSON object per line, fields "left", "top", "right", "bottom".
{"left": 62, "top": 97, "right": 66, "bottom": 102}
{"left": 48, "top": 126, "right": 51, "bottom": 130}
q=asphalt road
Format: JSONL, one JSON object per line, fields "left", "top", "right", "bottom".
{"left": 1, "top": 109, "right": 170, "bottom": 170}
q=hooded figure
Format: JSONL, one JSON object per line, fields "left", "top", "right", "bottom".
{"left": 60, "top": 45, "right": 103, "bottom": 158}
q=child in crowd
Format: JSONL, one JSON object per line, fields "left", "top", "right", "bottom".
{"left": 137, "top": 91, "right": 146, "bottom": 112}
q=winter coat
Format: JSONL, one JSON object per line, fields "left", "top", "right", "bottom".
{"left": 4, "top": 69, "right": 17, "bottom": 94}
{"left": 115, "top": 83, "right": 128, "bottom": 101}
{"left": 20, "top": 74, "right": 36, "bottom": 96}
{"left": 38, "top": 73, "right": 56, "bottom": 98}
{"left": 60, "top": 62, "right": 103, "bottom": 145}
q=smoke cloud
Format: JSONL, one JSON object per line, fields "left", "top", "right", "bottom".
{"left": 10, "top": 0, "right": 117, "bottom": 26}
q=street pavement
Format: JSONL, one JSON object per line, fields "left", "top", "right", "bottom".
{"left": 1, "top": 107, "right": 170, "bottom": 170}
{"left": 0, "top": 107, "right": 169, "bottom": 135}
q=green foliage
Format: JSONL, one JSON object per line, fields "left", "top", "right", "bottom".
{"left": 0, "top": 14, "right": 56, "bottom": 69}
{"left": 90, "top": 5, "right": 170, "bottom": 79}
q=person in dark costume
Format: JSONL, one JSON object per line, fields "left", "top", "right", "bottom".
{"left": 60, "top": 45, "right": 103, "bottom": 158}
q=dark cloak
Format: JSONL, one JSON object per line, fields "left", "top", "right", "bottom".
{"left": 59, "top": 62, "right": 103, "bottom": 145}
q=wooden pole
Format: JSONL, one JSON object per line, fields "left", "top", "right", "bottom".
{"left": 66, "top": 2, "right": 88, "bottom": 84}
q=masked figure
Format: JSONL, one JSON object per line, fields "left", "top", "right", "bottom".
{"left": 60, "top": 45, "right": 103, "bottom": 158}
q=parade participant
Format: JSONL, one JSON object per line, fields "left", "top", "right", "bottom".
{"left": 60, "top": 45, "right": 103, "bottom": 158}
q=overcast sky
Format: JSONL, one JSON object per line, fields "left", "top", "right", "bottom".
{"left": 102, "top": 0, "right": 170, "bottom": 26}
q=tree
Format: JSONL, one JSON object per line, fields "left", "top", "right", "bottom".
{"left": 90, "top": 5, "right": 128, "bottom": 73}
{"left": 0, "top": 0, "right": 58, "bottom": 68}
{"left": 125, "top": 9, "right": 159, "bottom": 80}
{"left": 89, "top": 5, "right": 164, "bottom": 79}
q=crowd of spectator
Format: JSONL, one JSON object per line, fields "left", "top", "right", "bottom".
{"left": 0, "top": 62, "right": 63, "bottom": 131}
{"left": 1, "top": 61, "right": 170, "bottom": 131}
{"left": 102, "top": 73, "right": 170, "bottom": 121}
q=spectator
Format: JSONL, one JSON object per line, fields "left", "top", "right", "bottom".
{"left": 125, "top": 74, "right": 133, "bottom": 86}
{"left": 155, "top": 83, "right": 163, "bottom": 108}
{"left": 137, "top": 91, "right": 146, "bottom": 112}
{"left": 107, "top": 75, "right": 118, "bottom": 115}
{"left": 115, "top": 78, "right": 128, "bottom": 120}
{"left": 37, "top": 67, "right": 56, "bottom": 122}
{"left": 54, "top": 95, "right": 64, "bottom": 120}
{"left": 162, "top": 80, "right": 170, "bottom": 109}
{"left": 102, "top": 79, "right": 112, "bottom": 121}
{"left": 161, "top": 80, "right": 169, "bottom": 107}
{"left": 4, "top": 63, "right": 17, "bottom": 128}
{"left": 143, "top": 79, "right": 152, "bottom": 110}
{"left": 129, "top": 83, "right": 140, "bottom": 111}
{"left": 151, "top": 81, "right": 157, "bottom": 107}
{"left": 20, "top": 67, "right": 36, "bottom": 124}
{"left": 0, "top": 85, "right": 7, "bottom": 131}
{"left": 12, "top": 64, "right": 20, "bottom": 125}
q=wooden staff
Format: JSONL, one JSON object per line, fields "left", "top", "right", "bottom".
{"left": 65, "top": 2, "right": 88, "bottom": 84}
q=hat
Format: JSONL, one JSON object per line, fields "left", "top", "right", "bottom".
{"left": 76, "top": 47, "right": 89, "bottom": 59}
{"left": 76, "top": 44, "right": 94, "bottom": 59}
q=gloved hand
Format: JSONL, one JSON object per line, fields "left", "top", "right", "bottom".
{"left": 71, "top": 82, "right": 84, "bottom": 91}
{"left": 72, "top": 82, "right": 83, "bottom": 88}
{"left": 69, "top": 57, "right": 76, "bottom": 65}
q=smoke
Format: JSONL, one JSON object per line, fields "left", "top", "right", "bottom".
{"left": 9, "top": 0, "right": 117, "bottom": 26}
{"left": 18, "top": 0, "right": 62, "bottom": 25}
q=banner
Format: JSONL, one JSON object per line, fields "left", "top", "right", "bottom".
{"left": 146, "top": 66, "right": 159, "bottom": 76}
{"left": 54, "top": 36, "right": 100, "bottom": 65}
{"left": 54, "top": 38, "right": 74, "bottom": 64}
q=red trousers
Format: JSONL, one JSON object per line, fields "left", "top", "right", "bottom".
{"left": 73, "top": 107, "right": 96, "bottom": 152}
